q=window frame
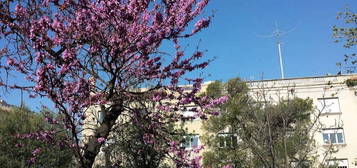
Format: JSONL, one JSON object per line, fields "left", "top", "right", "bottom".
{"left": 217, "top": 133, "right": 238, "bottom": 149}
{"left": 181, "top": 134, "right": 200, "bottom": 149}
{"left": 326, "top": 159, "right": 349, "bottom": 168}
{"left": 317, "top": 97, "right": 341, "bottom": 114}
{"left": 180, "top": 105, "right": 200, "bottom": 120}
{"left": 322, "top": 128, "right": 345, "bottom": 145}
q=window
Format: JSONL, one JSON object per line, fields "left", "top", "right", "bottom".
{"left": 181, "top": 135, "right": 199, "bottom": 149}
{"left": 326, "top": 159, "right": 348, "bottom": 168}
{"left": 181, "top": 105, "right": 198, "bottom": 119}
{"left": 317, "top": 97, "right": 341, "bottom": 113}
{"left": 218, "top": 133, "right": 238, "bottom": 148}
{"left": 290, "top": 160, "right": 311, "bottom": 167}
{"left": 322, "top": 128, "right": 345, "bottom": 144}
{"left": 183, "top": 85, "right": 194, "bottom": 92}
{"left": 98, "top": 110, "right": 104, "bottom": 123}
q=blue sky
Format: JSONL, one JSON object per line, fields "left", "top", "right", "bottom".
{"left": 2, "top": 0, "right": 356, "bottom": 110}
{"left": 187, "top": 0, "right": 357, "bottom": 81}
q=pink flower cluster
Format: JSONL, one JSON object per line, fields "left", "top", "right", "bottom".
{"left": 169, "top": 141, "right": 204, "bottom": 168}
{"left": 0, "top": 0, "right": 223, "bottom": 167}
{"left": 97, "top": 137, "right": 105, "bottom": 143}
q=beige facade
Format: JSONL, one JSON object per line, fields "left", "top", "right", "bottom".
{"left": 84, "top": 74, "right": 357, "bottom": 167}
{"left": 182, "top": 74, "right": 357, "bottom": 168}
{"left": 0, "top": 100, "right": 13, "bottom": 111}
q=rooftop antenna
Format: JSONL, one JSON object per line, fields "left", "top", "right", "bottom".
{"left": 258, "top": 22, "right": 296, "bottom": 79}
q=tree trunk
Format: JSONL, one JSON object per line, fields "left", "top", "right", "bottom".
{"left": 267, "top": 111, "right": 276, "bottom": 168}
{"left": 283, "top": 118, "right": 289, "bottom": 168}
{"left": 81, "top": 104, "right": 123, "bottom": 168}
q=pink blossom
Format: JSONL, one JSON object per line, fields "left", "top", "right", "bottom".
{"left": 14, "top": 4, "right": 27, "bottom": 16}
{"left": 27, "top": 157, "right": 36, "bottom": 165}
{"left": 222, "top": 164, "right": 233, "bottom": 168}
{"left": 190, "top": 156, "right": 202, "bottom": 168}
{"left": 0, "top": 0, "right": 213, "bottom": 167}
{"left": 210, "top": 111, "right": 220, "bottom": 116}
{"left": 205, "top": 95, "right": 229, "bottom": 108}
{"left": 15, "top": 143, "right": 24, "bottom": 148}
{"left": 192, "top": 18, "right": 210, "bottom": 33}
{"left": 143, "top": 133, "right": 154, "bottom": 144}
{"left": 6, "top": 58, "right": 16, "bottom": 66}
{"left": 32, "top": 148, "right": 41, "bottom": 156}
{"left": 97, "top": 137, "right": 105, "bottom": 143}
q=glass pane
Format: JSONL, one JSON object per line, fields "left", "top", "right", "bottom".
{"left": 232, "top": 135, "right": 238, "bottom": 147}
{"left": 319, "top": 98, "right": 340, "bottom": 113}
{"left": 328, "top": 99, "right": 340, "bottom": 112}
{"left": 337, "top": 133, "right": 344, "bottom": 143}
{"left": 183, "top": 137, "right": 190, "bottom": 148}
{"left": 218, "top": 136, "right": 224, "bottom": 148}
{"left": 226, "top": 136, "right": 232, "bottom": 147}
{"left": 339, "top": 159, "right": 348, "bottom": 167}
{"left": 327, "top": 160, "right": 338, "bottom": 166}
{"left": 330, "top": 133, "right": 337, "bottom": 143}
{"left": 192, "top": 136, "right": 198, "bottom": 147}
{"left": 323, "top": 133, "right": 329, "bottom": 143}
{"left": 98, "top": 111, "right": 104, "bottom": 123}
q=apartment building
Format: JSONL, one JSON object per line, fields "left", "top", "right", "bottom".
{"left": 182, "top": 74, "right": 357, "bottom": 168}
{"left": 84, "top": 74, "right": 357, "bottom": 167}
{"left": 0, "top": 99, "right": 13, "bottom": 111}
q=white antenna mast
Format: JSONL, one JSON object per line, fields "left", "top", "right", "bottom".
{"left": 275, "top": 22, "right": 285, "bottom": 79}
{"left": 258, "top": 22, "right": 296, "bottom": 79}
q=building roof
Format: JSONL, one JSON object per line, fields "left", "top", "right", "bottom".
{"left": 246, "top": 73, "right": 357, "bottom": 83}
{"left": 0, "top": 100, "right": 13, "bottom": 110}
{"left": 0, "top": 99, "right": 10, "bottom": 106}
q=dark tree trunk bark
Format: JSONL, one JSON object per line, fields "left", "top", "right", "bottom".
{"left": 81, "top": 104, "right": 123, "bottom": 168}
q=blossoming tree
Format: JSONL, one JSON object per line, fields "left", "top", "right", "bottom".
{"left": 0, "top": 0, "right": 225, "bottom": 167}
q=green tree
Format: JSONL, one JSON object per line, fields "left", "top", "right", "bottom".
{"left": 95, "top": 107, "right": 180, "bottom": 168}
{"left": 0, "top": 106, "right": 73, "bottom": 168}
{"left": 333, "top": 7, "right": 357, "bottom": 72}
{"left": 202, "top": 78, "right": 320, "bottom": 168}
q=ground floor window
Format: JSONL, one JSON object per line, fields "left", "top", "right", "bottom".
{"left": 326, "top": 159, "right": 348, "bottom": 168}
{"left": 217, "top": 133, "right": 238, "bottom": 148}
